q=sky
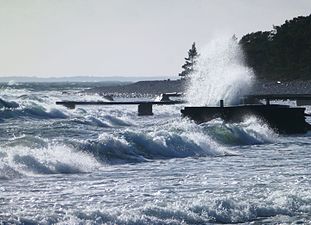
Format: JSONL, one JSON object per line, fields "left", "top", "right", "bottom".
{"left": 0, "top": 0, "right": 310, "bottom": 78}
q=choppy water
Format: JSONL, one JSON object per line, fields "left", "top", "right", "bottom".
{"left": 0, "top": 82, "right": 310, "bottom": 224}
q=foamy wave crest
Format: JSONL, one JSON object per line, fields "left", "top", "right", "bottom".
{"left": 186, "top": 36, "right": 254, "bottom": 106}
{"left": 76, "top": 119, "right": 231, "bottom": 163}
{"left": 0, "top": 101, "right": 68, "bottom": 119}
{"left": 74, "top": 117, "right": 276, "bottom": 164}
{"left": 68, "top": 114, "right": 134, "bottom": 128}
{"left": 205, "top": 117, "right": 277, "bottom": 145}
{"left": 0, "top": 98, "right": 19, "bottom": 109}
{"left": 0, "top": 144, "right": 100, "bottom": 179}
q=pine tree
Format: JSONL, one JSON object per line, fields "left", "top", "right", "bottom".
{"left": 179, "top": 42, "right": 199, "bottom": 79}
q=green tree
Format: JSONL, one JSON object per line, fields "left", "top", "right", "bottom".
{"left": 179, "top": 42, "right": 199, "bottom": 79}
{"left": 240, "top": 14, "right": 311, "bottom": 80}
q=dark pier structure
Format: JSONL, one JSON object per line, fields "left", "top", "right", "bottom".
{"left": 181, "top": 94, "right": 311, "bottom": 134}
{"left": 56, "top": 100, "right": 184, "bottom": 116}
{"left": 57, "top": 93, "right": 311, "bottom": 134}
{"left": 56, "top": 93, "right": 184, "bottom": 116}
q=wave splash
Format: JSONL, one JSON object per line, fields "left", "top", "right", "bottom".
{"left": 186, "top": 36, "right": 254, "bottom": 106}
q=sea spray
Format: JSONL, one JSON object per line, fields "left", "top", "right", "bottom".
{"left": 186, "top": 36, "right": 254, "bottom": 106}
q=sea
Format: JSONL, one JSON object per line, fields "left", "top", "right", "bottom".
{"left": 0, "top": 81, "right": 310, "bottom": 225}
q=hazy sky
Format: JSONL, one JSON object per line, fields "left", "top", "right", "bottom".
{"left": 0, "top": 0, "right": 310, "bottom": 78}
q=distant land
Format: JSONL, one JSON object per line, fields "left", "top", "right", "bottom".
{"left": 88, "top": 79, "right": 184, "bottom": 96}
{"left": 88, "top": 80, "right": 311, "bottom": 96}
{"left": 0, "top": 76, "right": 173, "bottom": 83}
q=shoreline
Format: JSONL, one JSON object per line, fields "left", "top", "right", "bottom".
{"left": 87, "top": 79, "right": 311, "bottom": 96}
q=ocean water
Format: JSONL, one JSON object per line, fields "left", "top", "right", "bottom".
{"left": 0, "top": 82, "right": 311, "bottom": 225}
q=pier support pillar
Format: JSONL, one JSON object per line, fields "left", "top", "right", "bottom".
{"left": 138, "top": 103, "right": 153, "bottom": 116}
{"left": 220, "top": 100, "right": 224, "bottom": 107}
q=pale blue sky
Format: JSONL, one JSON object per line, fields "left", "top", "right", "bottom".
{"left": 0, "top": 0, "right": 310, "bottom": 77}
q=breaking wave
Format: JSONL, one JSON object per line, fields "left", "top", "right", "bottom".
{"left": 0, "top": 98, "right": 68, "bottom": 119}
{"left": 0, "top": 98, "right": 19, "bottom": 109}
{"left": 0, "top": 116, "right": 277, "bottom": 180}
{"left": 0, "top": 142, "right": 100, "bottom": 179}
{"left": 75, "top": 117, "right": 276, "bottom": 164}
{"left": 205, "top": 117, "right": 277, "bottom": 145}
{"left": 0, "top": 106, "right": 68, "bottom": 119}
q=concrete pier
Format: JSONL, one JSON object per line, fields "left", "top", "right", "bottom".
{"left": 181, "top": 104, "right": 311, "bottom": 134}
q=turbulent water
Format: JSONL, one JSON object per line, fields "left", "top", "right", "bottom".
{"left": 0, "top": 82, "right": 311, "bottom": 225}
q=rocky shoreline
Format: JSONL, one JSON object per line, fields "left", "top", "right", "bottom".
{"left": 88, "top": 79, "right": 185, "bottom": 96}
{"left": 87, "top": 79, "right": 311, "bottom": 97}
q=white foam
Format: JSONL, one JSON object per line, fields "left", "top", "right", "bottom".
{"left": 205, "top": 116, "right": 277, "bottom": 145}
{"left": 186, "top": 36, "right": 254, "bottom": 106}
{"left": 80, "top": 118, "right": 231, "bottom": 163}
{"left": 0, "top": 144, "right": 101, "bottom": 177}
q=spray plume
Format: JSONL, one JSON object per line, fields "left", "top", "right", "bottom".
{"left": 186, "top": 36, "right": 254, "bottom": 106}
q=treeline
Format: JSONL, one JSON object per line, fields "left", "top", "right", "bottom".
{"left": 239, "top": 14, "right": 311, "bottom": 80}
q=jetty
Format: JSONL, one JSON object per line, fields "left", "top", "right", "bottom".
{"left": 181, "top": 94, "right": 311, "bottom": 134}
{"left": 57, "top": 92, "right": 311, "bottom": 134}
{"left": 56, "top": 93, "right": 184, "bottom": 116}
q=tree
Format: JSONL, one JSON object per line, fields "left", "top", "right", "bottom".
{"left": 179, "top": 42, "right": 199, "bottom": 79}
{"left": 239, "top": 14, "right": 311, "bottom": 80}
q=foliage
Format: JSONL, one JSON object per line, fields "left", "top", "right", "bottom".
{"left": 179, "top": 42, "right": 199, "bottom": 78}
{"left": 239, "top": 14, "right": 311, "bottom": 80}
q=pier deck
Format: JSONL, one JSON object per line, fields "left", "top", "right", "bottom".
{"left": 56, "top": 100, "right": 185, "bottom": 115}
